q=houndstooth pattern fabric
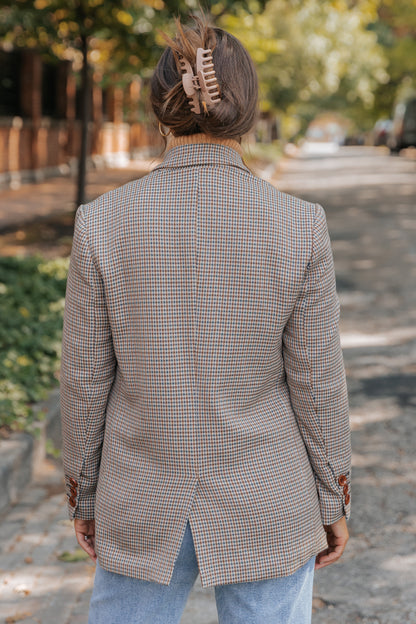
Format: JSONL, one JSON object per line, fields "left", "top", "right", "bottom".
{"left": 61, "top": 135, "right": 351, "bottom": 587}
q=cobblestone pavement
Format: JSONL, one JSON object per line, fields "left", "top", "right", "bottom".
{"left": 1, "top": 146, "right": 415, "bottom": 623}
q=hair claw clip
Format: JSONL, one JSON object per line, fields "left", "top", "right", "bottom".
{"left": 178, "top": 54, "right": 201, "bottom": 115}
{"left": 196, "top": 48, "right": 221, "bottom": 112}
{"left": 178, "top": 48, "right": 221, "bottom": 116}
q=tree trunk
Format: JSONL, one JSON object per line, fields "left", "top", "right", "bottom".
{"left": 76, "top": 33, "right": 90, "bottom": 208}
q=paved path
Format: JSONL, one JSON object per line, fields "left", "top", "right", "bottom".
{"left": 277, "top": 145, "right": 416, "bottom": 624}
{"left": 1, "top": 146, "right": 416, "bottom": 623}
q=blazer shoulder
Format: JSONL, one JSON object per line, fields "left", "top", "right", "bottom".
{"left": 80, "top": 171, "right": 157, "bottom": 223}
{"left": 248, "top": 174, "right": 319, "bottom": 230}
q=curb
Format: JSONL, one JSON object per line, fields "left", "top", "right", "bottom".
{"left": 0, "top": 388, "right": 61, "bottom": 514}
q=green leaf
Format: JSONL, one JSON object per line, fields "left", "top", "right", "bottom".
{"left": 57, "top": 548, "right": 90, "bottom": 562}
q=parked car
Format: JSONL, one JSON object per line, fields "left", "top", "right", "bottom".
{"left": 372, "top": 119, "right": 393, "bottom": 146}
{"left": 388, "top": 98, "right": 416, "bottom": 153}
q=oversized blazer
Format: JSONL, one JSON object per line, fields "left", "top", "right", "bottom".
{"left": 61, "top": 134, "right": 351, "bottom": 588}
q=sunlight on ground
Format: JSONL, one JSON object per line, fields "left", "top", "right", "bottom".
{"left": 382, "top": 553, "right": 416, "bottom": 573}
{"left": 349, "top": 398, "right": 401, "bottom": 430}
{"left": 341, "top": 327, "right": 416, "bottom": 348}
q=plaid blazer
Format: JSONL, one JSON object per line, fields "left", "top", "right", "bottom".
{"left": 61, "top": 134, "right": 351, "bottom": 587}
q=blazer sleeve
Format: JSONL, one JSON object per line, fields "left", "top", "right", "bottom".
{"left": 282, "top": 203, "right": 351, "bottom": 525}
{"left": 60, "top": 205, "right": 116, "bottom": 520}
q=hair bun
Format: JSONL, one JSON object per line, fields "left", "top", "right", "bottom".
{"left": 150, "top": 15, "right": 258, "bottom": 140}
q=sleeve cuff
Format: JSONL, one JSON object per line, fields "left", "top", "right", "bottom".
{"left": 65, "top": 474, "right": 96, "bottom": 520}
{"left": 315, "top": 470, "right": 351, "bottom": 524}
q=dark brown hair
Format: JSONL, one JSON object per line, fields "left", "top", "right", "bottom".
{"left": 150, "top": 16, "right": 258, "bottom": 139}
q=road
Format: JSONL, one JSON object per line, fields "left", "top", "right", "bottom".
{"left": 1, "top": 146, "right": 415, "bottom": 624}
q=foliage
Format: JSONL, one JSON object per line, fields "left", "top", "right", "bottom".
{"left": 371, "top": 0, "right": 416, "bottom": 119}
{"left": 0, "top": 255, "right": 69, "bottom": 432}
{"left": 0, "top": 0, "right": 162, "bottom": 80}
{"left": 0, "top": 0, "right": 268, "bottom": 81}
{"left": 221, "top": 0, "right": 389, "bottom": 134}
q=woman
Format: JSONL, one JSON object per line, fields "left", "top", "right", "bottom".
{"left": 61, "top": 16, "right": 351, "bottom": 624}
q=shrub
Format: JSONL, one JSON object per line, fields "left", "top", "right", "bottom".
{"left": 0, "top": 255, "right": 69, "bottom": 432}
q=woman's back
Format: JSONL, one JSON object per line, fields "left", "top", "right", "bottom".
{"left": 62, "top": 134, "right": 349, "bottom": 587}
{"left": 61, "top": 15, "right": 351, "bottom": 622}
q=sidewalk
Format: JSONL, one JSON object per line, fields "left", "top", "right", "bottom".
{"left": 0, "top": 458, "right": 93, "bottom": 624}
{"left": 0, "top": 456, "right": 223, "bottom": 624}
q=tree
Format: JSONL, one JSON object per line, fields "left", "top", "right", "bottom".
{"left": 0, "top": 0, "right": 168, "bottom": 205}
{"left": 371, "top": 0, "right": 416, "bottom": 119}
{"left": 0, "top": 0, "right": 269, "bottom": 204}
{"left": 221, "top": 0, "right": 389, "bottom": 135}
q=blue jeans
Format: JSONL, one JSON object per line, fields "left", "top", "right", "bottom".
{"left": 88, "top": 522, "right": 315, "bottom": 624}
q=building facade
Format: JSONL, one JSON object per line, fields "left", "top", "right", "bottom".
{"left": 0, "top": 49, "right": 160, "bottom": 189}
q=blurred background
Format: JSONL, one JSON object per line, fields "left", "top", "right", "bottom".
{"left": 0, "top": 0, "right": 415, "bottom": 199}
{"left": 0, "top": 2, "right": 415, "bottom": 623}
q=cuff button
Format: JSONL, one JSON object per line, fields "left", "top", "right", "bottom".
{"left": 338, "top": 475, "right": 347, "bottom": 486}
{"left": 345, "top": 493, "right": 351, "bottom": 505}
{"left": 69, "top": 496, "right": 77, "bottom": 507}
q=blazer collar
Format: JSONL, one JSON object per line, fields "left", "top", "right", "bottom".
{"left": 155, "top": 134, "right": 250, "bottom": 173}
